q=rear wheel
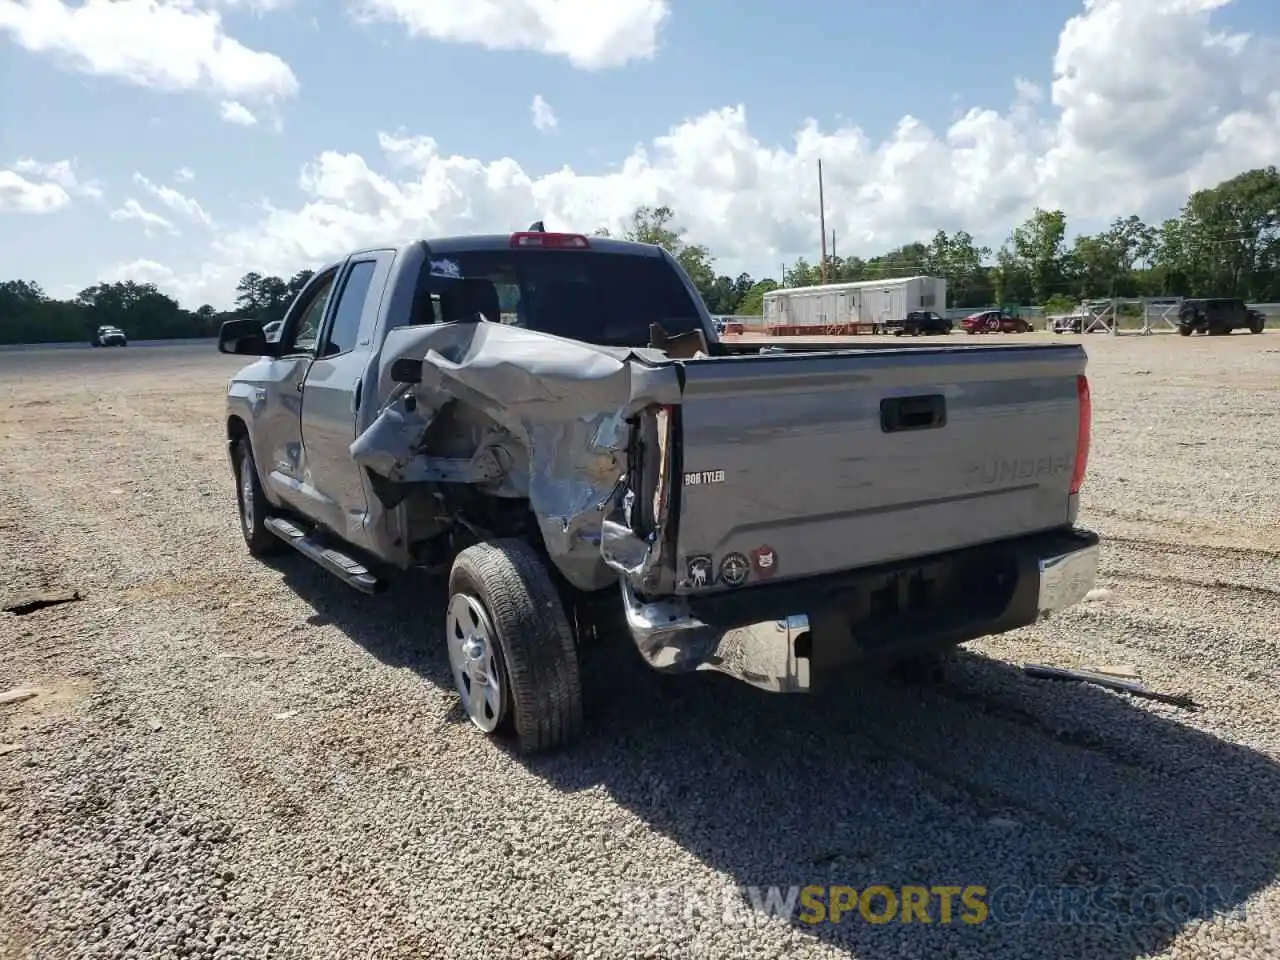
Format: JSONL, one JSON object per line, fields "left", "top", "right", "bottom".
{"left": 446, "top": 539, "right": 583, "bottom": 754}
{"left": 889, "top": 648, "right": 953, "bottom": 685}
{"left": 1250, "top": 320, "right": 1264, "bottom": 334}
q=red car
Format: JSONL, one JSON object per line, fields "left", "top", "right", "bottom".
{"left": 960, "top": 310, "right": 1033, "bottom": 334}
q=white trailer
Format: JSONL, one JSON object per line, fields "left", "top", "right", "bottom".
{"left": 762, "top": 276, "right": 947, "bottom": 331}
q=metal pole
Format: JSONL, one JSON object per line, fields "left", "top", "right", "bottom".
{"left": 818, "top": 159, "right": 828, "bottom": 284}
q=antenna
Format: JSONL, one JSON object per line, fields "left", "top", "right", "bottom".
{"left": 818, "top": 159, "right": 828, "bottom": 284}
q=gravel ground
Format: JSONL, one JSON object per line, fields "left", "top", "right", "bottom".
{"left": 1, "top": 332, "right": 1278, "bottom": 960}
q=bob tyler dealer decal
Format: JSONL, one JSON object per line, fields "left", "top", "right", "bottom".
{"left": 684, "top": 470, "right": 725, "bottom": 486}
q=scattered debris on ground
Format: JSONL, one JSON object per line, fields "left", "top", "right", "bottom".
{"left": 2, "top": 589, "right": 82, "bottom": 616}
{"left": 1023, "top": 663, "right": 1199, "bottom": 710}
{"left": 0, "top": 688, "right": 41, "bottom": 706}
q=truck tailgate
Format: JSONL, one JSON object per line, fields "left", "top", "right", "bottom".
{"left": 669, "top": 343, "right": 1088, "bottom": 592}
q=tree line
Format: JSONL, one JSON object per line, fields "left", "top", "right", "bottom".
{"left": 1, "top": 166, "right": 1275, "bottom": 344}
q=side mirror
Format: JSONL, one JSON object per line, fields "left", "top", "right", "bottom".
{"left": 218, "top": 318, "right": 274, "bottom": 357}
{"left": 390, "top": 357, "right": 423, "bottom": 384}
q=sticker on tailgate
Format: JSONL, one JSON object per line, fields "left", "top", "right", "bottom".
{"left": 683, "top": 555, "right": 714, "bottom": 588}
{"left": 684, "top": 470, "right": 725, "bottom": 486}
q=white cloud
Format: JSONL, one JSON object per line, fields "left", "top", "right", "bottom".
{"left": 219, "top": 100, "right": 259, "bottom": 126}
{"left": 11, "top": 157, "right": 103, "bottom": 199}
{"left": 212, "top": 0, "right": 290, "bottom": 10}
{"left": 133, "top": 173, "right": 213, "bottom": 226}
{"left": 1039, "top": 0, "right": 1280, "bottom": 216}
{"left": 354, "top": 0, "right": 670, "bottom": 69}
{"left": 174, "top": 167, "right": 195, "bottom": 183}
{"left": 0, "top": 169, "right": 71, "bottom": 214}
{"left": 0, "top": 0, "right": 299, "bottom": 102}
{"left": 531, "top": 94, "right": 558, "bottom": 133}
{"left": 112, "top": 258, "right": 179, "bottom": 287}
{"left": 110, "top": 199, "right": 178, "bottom": 236}
{"left": 126, "top": 0, "right": 1280, "bottom": 310}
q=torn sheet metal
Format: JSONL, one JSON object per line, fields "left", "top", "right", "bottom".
{"left": 350, "top": 320, "right": 682, "bottom": 591}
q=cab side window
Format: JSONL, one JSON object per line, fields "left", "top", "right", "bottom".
{"left": 321, "top": 260, "right": 377, "bottom": 356}
{"left": 283, "top": 271, "right": 337, "bottom": 355}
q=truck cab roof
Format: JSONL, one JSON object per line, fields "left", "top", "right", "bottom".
{"left": 331, "top": 234, "right": 669, "bottom": 268}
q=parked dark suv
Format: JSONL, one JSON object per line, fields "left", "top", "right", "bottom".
{"left": 888, "top": 311, "right": 952, "bottom": 336}
{"left": 1177, "top": 298, "right": 1265, "bottom": 336}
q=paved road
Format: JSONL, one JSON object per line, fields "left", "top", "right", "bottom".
{"left": 0, "top": 341, "right": 231, "bottom": 378}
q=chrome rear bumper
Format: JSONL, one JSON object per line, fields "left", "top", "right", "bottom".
{"left": 1036, "top": 541, "right": 1100, "bottom": 618}
{"left": 620, "top": 529, "right": 1100, "bottom": 694}
{"left": 621, "top": 581, "right": 811, "bottom": 693}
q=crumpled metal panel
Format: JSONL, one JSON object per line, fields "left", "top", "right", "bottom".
{"left": 349, "top": 320, "right": 681, "bottom": 591}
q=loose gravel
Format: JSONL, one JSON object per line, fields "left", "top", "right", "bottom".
{"left": 1, "top": 333, "right": 1278, "bottom": 960}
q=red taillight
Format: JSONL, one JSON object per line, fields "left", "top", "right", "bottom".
{"left": 509, "top": 232, "right": 590, "bottom": 249}
{"left": 1070, "top": 374, "right": 1091, "bottom": 494}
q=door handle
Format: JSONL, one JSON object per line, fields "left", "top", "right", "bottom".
{"left": 881, "top": 394, "right": 946, "bottom": 432}
{"left": 296, "top": 381, "right": 304, "bottom": 392}
{"left": 352, "top": 379, "right": 362, "bottom": 414}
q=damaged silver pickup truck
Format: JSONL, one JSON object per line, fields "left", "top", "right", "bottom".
{"left": 219, "top": 229, "right": 1100, "bottom": 753}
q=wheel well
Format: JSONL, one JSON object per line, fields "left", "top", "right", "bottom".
{"left": 227, "top": 416, "right": 249, "bottom": 467}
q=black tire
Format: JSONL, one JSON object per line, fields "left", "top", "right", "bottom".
{"left": 1249, "top": 322, "right": 1264, "bottom": 334}
{"left": 888, "top": 648, "right": 953, "bottom": 685}
{"left": 447, "top": 539, "right": 583, "bottom": 754}
{"left": 232, "top": 435, "right": 282, "bottom": 557}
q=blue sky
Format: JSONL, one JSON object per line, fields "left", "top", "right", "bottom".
{"left": 2, "top": 0, "right": 1278, "bottom": 307}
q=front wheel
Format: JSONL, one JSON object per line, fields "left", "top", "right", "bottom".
{"left": 446, "top": 539, "right": 583, "bottom": 754}
{"left": 232, "top": 436, "right": 282, "bottom": 557}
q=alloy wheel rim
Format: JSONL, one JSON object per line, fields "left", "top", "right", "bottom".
{"left": 445, "top": 593, "right": 504, "bottom": 733}
{"left": 239, "top": 454, "right": 255, "bottom": 535}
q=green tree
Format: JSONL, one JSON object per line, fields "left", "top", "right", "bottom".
{"left": 735, "top": 279, "right": 779, "bottom": 316}
{"left": 1009, "top": 208, "right": 1067, "bottom": 304}
{"left": 927, "top": 230, "right": 994, "bottom": 307}
{"left": 1158, "top": 167, "right": 1280, "bottom": 299}
{"left": 235, "top": 271, "right": 296, "bottom": 323}
{"left": 619, "top": 204, "right": 718, "bottom": 296}
{"left": 4, "top": 165, "right": 1277, "bottom": 345}
{"left": 783, "top": 258, "right": 819, "bottom": 287}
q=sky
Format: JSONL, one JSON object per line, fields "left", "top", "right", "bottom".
{"left": 1, "top": 0, "right": 1278, "bottom": 310}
